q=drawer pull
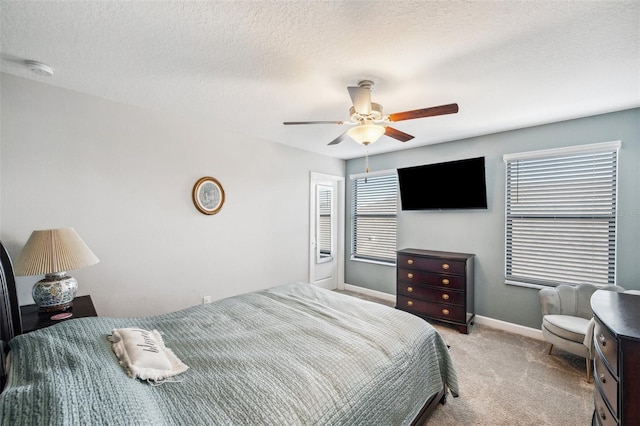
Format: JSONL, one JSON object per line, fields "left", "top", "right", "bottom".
{"left": 442, "top": 308, "right": 450, "bottom": 315}
{"left": 442, "top": 278, "right": 450, "bottom": 285}
{"left": 407, "top": 286, "right": 413, "bottom": 293}
{"left": 599, "top": 405, "right": 607, "bottom": 420}
{"left": 442, "top": 263, "right": 450, "bottom": 270}
{"left": 407, "top": 259, "right": 414, "bottom": 265}
{"left": 599, "top": 373, "right": 606, "bottom": 384}
{"left": 407, "top": 301, "right": 414, "bottom": 307}
{"left": 407, "top": 273, "right": 414, "bottom": 279}
{"left": 442, "top": 293, "right": 450, "bottom": 300}
{"left": 599, "top": 334, "right": 607, "bottom": 346}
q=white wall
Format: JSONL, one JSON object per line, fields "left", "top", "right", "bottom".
{"left": 0, "top": 74, "right": 344, "bottom": 317}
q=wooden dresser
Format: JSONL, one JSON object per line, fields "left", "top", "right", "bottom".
{"left": 396, "top": 248, "right": 474, "bottom": 334}
{"left": 591, "top": 291, "right": 640, "bottom": 426}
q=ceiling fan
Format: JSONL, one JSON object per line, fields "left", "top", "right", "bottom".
{"left": 283, "top": 80, "right": 458, "bottom": 146}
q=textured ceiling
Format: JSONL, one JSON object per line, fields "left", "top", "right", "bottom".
{"left": 1, "top": 1, "right": 639, "bottom": 160}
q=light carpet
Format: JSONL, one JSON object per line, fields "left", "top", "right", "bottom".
{"left": 335, "top": 290, "right": 594, "bottom": 426}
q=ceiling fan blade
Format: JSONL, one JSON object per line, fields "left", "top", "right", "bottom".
{"left": 384, "top": 126, "right": 414, "bottom": 142}
{"left": 347, "top": 86, "right": 372, "bottom": 115}
{"left": 283, "top": 120, "right": 344, "bottom": 125}
{"left": 328, "top": 131, "right": 348, "bottom": 145}
{"left": 388, "top": 103, "right": 459, "bottom": 122}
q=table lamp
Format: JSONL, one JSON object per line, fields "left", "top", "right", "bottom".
{"left": 14, "top": 228, "right": 99, "bottom": 312}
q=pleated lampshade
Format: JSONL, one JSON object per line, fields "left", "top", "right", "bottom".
{"left": 15, "top": 228, "right": 99, "bottom": 312}
{"left": 15, "top": 228, "right": 99, "bottom": 276}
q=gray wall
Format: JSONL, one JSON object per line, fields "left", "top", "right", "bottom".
{"left": 0, "top": 74, "right": 345, "bottom": 317}
{"left": 346, "top": 108, "right": 640, "bottom": 329}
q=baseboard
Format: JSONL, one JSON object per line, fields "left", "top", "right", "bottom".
{"left": 343, "top": 283, "right": 544, "bottom": 341}
{"left": 474, "top": 315, "right": 543, "bottom": 341}
{"left": 343, "top": 283, "right": 396, "bottom": 303}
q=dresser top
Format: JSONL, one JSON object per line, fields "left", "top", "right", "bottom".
{"left": 592, "top": 290, "right": 640, "bottom": 342}
{"left": 397, "top": 248, "right": 475, "bottom": 260}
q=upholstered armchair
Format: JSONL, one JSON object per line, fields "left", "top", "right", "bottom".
{"left": 539, "top": 284, "right": 625, "bottom": 382}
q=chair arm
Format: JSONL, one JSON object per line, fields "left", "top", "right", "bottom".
{"left": 583, "top": 317, "right": 596, "bottom": 357}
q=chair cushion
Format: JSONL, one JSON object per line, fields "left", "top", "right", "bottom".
{"left": 539, "top": 284, "right": 599, "bottom": 318}
{"left": 542, "top": 315, "right": 590, "bottom": 343}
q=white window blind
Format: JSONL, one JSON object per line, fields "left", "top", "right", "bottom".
{"left": 504, "top": 141, "right": 620, "bottom": 288}
{"left": 351, "top": 171, "right": 397, "bottom": 264}
{"left": 318, "top": 189, "right": 331, "bottom": 255}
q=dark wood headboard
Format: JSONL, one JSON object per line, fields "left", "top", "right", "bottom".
{"left": 1, "top": 239, "right": 22, "bottom": 390}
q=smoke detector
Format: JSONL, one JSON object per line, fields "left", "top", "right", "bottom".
{"left": 25, "top": 60, "right": 54, "bottom": 77}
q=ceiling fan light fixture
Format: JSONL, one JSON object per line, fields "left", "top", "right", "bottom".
{"left": 347, "top": 123, "right": 385, "bottom": 145}
{"left": 283, "top": 80, "right": 458, "bottom": 146}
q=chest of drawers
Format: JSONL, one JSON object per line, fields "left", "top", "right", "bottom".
{"left": 396, "top": 248, "right": 474, "bottom": 334}
{"left": 591, "top": 291, "right": 640, "bottom": 425}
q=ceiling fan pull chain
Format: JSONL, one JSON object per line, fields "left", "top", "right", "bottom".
{"left": 365, "top": 148, "right": 370, "bottom": 182}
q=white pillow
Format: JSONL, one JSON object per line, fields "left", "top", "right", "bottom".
{"left": 109, "top": 328, "right": 188, "bottom": 382}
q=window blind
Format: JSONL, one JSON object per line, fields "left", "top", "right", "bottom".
{"left": 318, "top": 188, "right": 331, "bottom": 255}
{"left": 504, "top": 141, "right": 620, "bottom": 288}
{"left": 351, "top": 172, "right": 397, "bottom": 264}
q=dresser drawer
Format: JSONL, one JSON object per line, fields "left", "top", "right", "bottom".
{"left": 594, "top": 387, "right": 618, "bottom": 426}
{"left": 397, "top": 268, "right": 465, "bottom": 290}
{"left": 595, "top": 354, "right": 618, "bottom": 417}
{"left": 397, "top": 283, "right": 464, "bottom": 306}
{"left": 397, "top": 254, "right": 466, "bottom": 275}
{"left": 591, "top": 290, "right": 640, "bottom": 425}
{"left": 595, "top": 320, "right": 618, "bottom": 376}
{"left": 397, "top": 296, "right": 465, "bottom": 322}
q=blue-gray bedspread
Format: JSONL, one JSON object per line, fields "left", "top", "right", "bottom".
{"left": 1, "top": 283, "right": 458, "bottom": 425}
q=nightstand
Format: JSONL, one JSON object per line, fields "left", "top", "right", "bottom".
{"left": 20, "top": 295, "right": 98, "bottom": 333}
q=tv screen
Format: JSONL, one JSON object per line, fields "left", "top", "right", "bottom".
{"left": 397, "top": 157, "right": 488, "bottom": 210}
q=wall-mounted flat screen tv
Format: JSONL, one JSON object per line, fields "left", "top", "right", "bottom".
{"left": 397, "top": 156, "right": 488, "bottom": 210}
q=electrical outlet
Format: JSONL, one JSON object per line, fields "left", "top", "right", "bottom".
{"left": 202, "top": 296, "right": 212, "bottom": 304}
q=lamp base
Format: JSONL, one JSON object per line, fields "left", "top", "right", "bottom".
{"left": 32, "top": 273, "right": 78, "bottom": 312}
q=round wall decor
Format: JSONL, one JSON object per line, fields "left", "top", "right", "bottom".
{"left": 192, "top": 176, "right": 225, "bottom": 215}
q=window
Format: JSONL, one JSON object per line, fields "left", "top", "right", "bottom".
{"left": 504, "top": 141, "right": 620, "bottom": 288}
{"left": 351, "top": 170, "right": 398, "bottom": 264}
{"left": 318, "top": 186, "right": 331, "bottom": 256}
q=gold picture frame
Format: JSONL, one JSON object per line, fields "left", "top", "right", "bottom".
{"left": 192, "top": 177, "right": 225, "bottom": 215}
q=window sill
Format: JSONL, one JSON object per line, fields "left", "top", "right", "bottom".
{"left": 505, "top": 280, "right": 547, "bottom": 290}
{"left": 350, "top": 256, "right": 396, "bottom": 267}
{"left": 506, "top": 280, "right": 611, "bottom": 290}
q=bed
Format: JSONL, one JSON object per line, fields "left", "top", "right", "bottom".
{"left": 0, "top": 240, "right": 458, "bottom": 425}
